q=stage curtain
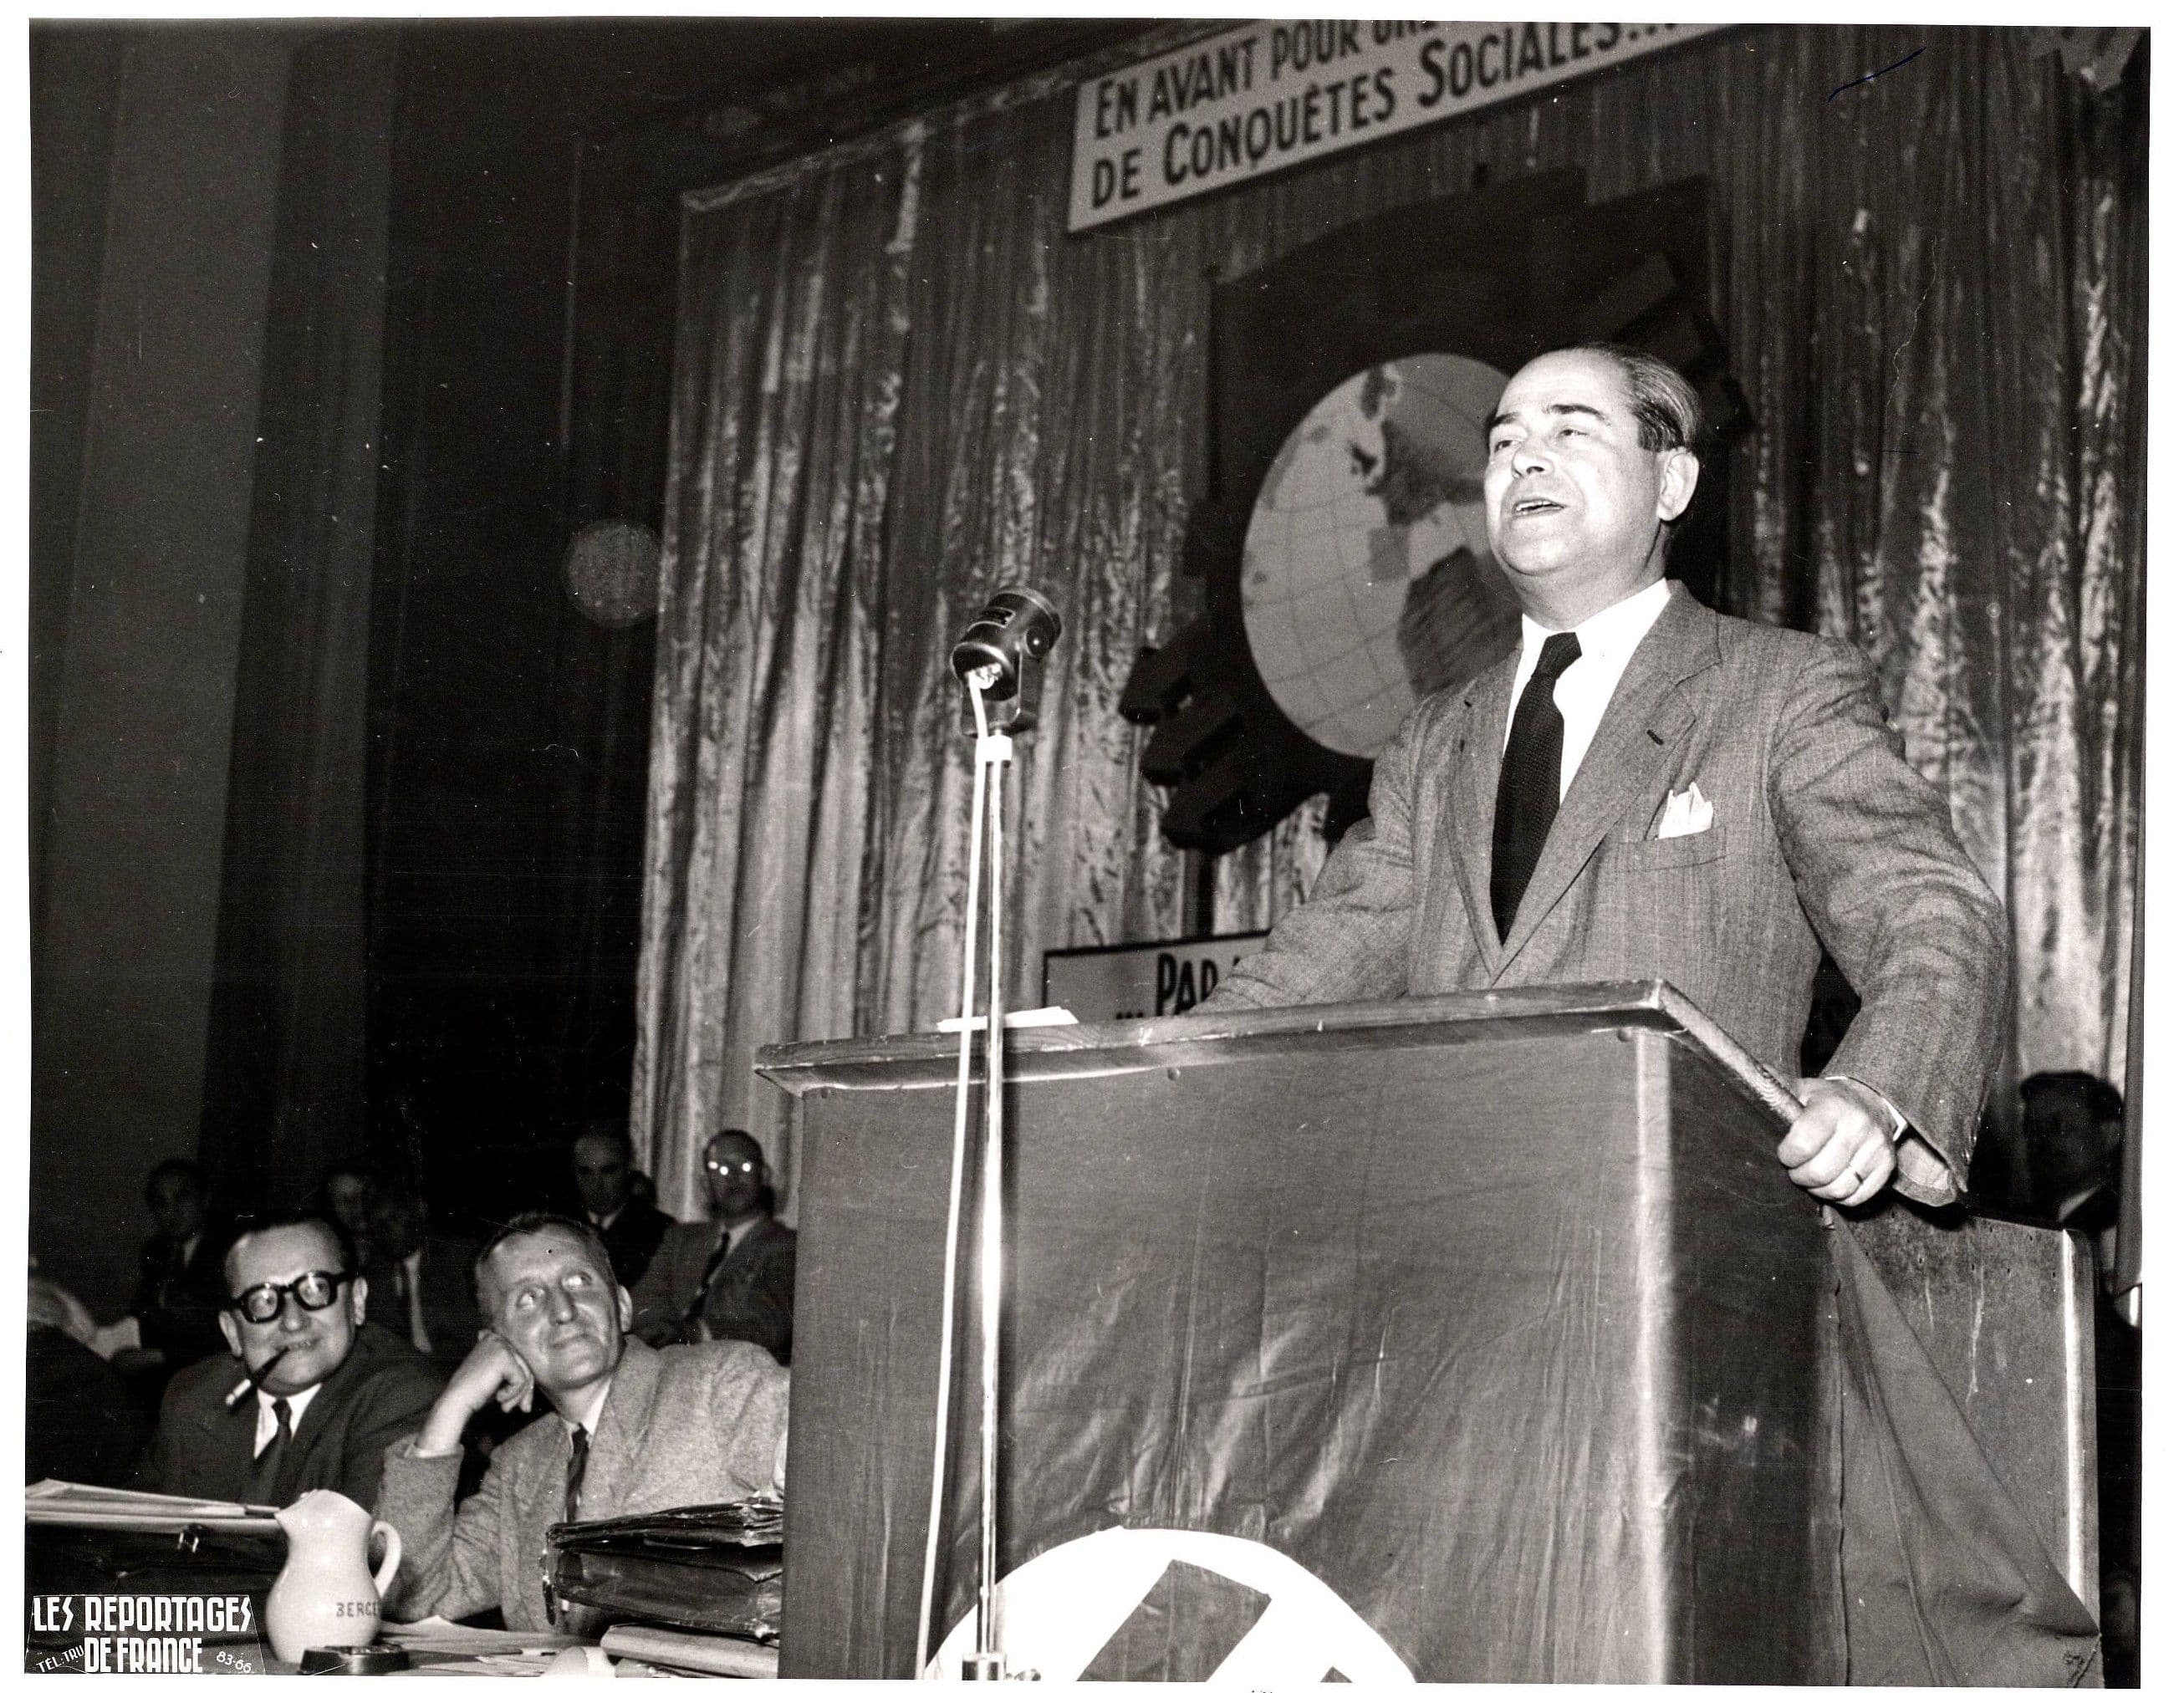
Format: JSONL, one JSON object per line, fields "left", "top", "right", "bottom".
{"left": 638, "top": 25, "right": 2142, "bottom": 1216}
{"left": 200, "top": 28, "right": 398, "bottom": 1208}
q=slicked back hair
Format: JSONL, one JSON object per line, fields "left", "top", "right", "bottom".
{"left": 222, "top": 1212, "right": 354, "bottom": 1293}
{"left": 2019, "top": 1070, "right": 2126, "bottom": 1129}
{"left": 572, "top": 1124, "right": 633, "bottom": 1160}
{"left": 1568, "top": 342, "right": 1704, "bottom": 454}
{"left": 472, "top": 1211, "right": 618, "bottom": 1318}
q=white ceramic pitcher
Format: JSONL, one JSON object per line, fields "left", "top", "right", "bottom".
{"left": 266, "top": 1489, "right": 404, "bottom": 1663}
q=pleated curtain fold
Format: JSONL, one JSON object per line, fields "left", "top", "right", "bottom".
{"left": 635, "top": 25, "right": 2142, "bottom": 1221}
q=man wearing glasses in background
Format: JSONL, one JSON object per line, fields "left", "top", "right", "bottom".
{"left": 632, "top": 1130, "right": 797, "bottom": 1362}
{"left": 136, "top": 1214, "right": 441, "bottom": 1509}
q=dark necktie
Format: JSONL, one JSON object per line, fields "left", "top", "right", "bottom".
{"left": 1491, "top": 631, "right": 1583, "bottom": 940}
{"left": 546, "top": 1425, "right": 592, "bottom": 1627}
{"left": 680, "top": 1228, "right": 734, "bottom": 1331}
{"left": 242, "top": 1396, "right": 292, "bottom": 1505}
{"left": 563, "top": 1425, "right": 590, "bottom": 1522}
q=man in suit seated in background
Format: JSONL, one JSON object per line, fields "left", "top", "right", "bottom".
{"left": 76, "top": 1159, "right": 233, "bottom": 1374}
{"left": 136, "top": 1214, "right": 441, "bottom": 1508}
{"left": 570, "top": 1125, "right": 671, "bottom": 1290}
{"left": 379, "top": 1214, "right": 788, "bottom": 1633}
{"left": 313, "top": 1158, "right": 380, "bottom": 1268}
{"left": 364, "top": 1183, "right": 482, "bottom": 1367}
{"left": 1206, "top": 344, "right": 2008, "bottom": 1211}
{"left": 632, "top": 1130, "right": 796, "bottom": 1362}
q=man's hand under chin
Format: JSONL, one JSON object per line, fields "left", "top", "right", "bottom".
{"left": 1777, "top": 1076, "right": 1896, "bottom": 1208}
{"left": 412, "top": 1333, "right": 535, "bottom": 1456}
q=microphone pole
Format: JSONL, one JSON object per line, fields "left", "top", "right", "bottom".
{"left": 918, "top": 588, "right": 1059, "bottom": 1682}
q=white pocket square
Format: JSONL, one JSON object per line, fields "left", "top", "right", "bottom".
{"left": 1656, "top": 783, "right": 1714, "bottom": 839}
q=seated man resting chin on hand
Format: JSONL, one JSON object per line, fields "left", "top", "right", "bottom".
{"left": 377, "top": 1213, "right": 788, "bottom": 1634}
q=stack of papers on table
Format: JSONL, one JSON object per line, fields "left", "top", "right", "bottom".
{"left": 25, "top": 1481, "right": 283, "bottom": 1534}
{"left": 546, "top": 1498, "right": 783, "bottom": 1641}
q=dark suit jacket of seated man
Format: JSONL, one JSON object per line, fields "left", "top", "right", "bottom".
{"left": 379, "top": 1214, "right": 788, "bottom": 1634}
{"left": 569, "top": 1127, "right": 676, "bottom": 1291}
{"left": 631, "top": 1223, "right": 796, "bottom": 1364}
{"left": 630, "top": 1130, "right": 795, "bottom": 1362}
{"left": 363, "top": 1236, "right": 480, "bottom": 1369}
{"left": 127, "top": 1159, "right": 237, "bottom": 1369}
{"left": 1203, "top": 345, "right": 2009, "bottom": 1211}
{"left": 361, "top": 1186, "right": 486, "bottom": 1369}
{"left": 136, "top": 1217, "right": 441, "bottom": 1510}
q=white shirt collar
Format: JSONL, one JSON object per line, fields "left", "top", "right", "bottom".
{"left": 253, "top": 1380, "right": 325, "bottom": 1455}
{"left": 564, "top": 1392, "right": 608, "bottom": 1441}
{"left": 1516, "top": 576, "right": 1671, "bottom": 677}
{"left": 590, "top": 1206, "right": 624, "bottom": 1232}
{"left": 722, "top": 1214, "right": 764, "bottom": 1253}
{"left": 1504, "top": 578, "right": 1676, "bottom": 799}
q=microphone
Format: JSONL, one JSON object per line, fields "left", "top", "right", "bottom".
{"left": 952, "top": 586, "right": 1062, "bottom": 737}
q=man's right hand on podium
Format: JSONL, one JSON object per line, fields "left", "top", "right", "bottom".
{"left": 1778, "top": 1077, "right": 1898, "bottom": 1209}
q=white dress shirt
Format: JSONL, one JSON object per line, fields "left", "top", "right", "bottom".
{"left": 253, "top": 1381, "right": 324, "bottom": 1457}
{"left": 1502, "top": 576, "right": 1672, "bottom": 796}
{"left": 1498, "top": 575, "right": 1910, "bottom": 1142}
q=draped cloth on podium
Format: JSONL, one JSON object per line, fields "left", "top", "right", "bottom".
{"left": 1830, "top": 1225, "right": 2101, "bottom": 1685}
{"left": 765, "top": 992, "right": 2100, "bottom": 1684}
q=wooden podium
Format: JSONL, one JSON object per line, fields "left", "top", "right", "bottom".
{"left": 757, "top": 984, "right": 2095, "bottom": 1682}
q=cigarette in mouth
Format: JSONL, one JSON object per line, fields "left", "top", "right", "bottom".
{"left": 223, "top": 1348, "right": 291, "bottom": 1411}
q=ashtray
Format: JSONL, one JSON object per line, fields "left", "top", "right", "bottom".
{"left": 298, "top": 1641, "right": 413, "bottom": 1675}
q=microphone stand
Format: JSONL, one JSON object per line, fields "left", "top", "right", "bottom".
{"left": 916, "top": 588, "right": 1058, "bottom": 1681}
{"left": 967, "top": 677, "right": 1009, "bottom": 1681}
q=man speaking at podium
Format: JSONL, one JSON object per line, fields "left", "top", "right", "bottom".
{"left": 1206, "top": 344, "right": 2008, "bottom": 1211}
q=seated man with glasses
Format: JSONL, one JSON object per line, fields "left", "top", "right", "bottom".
{"left": 630, "top": 1130, "right": 797, "bottom": 1362}
{"left": 136, "top": 1213, "right": 441, "bottom": 1509}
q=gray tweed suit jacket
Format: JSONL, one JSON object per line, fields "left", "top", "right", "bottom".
{"left": 377, "top": 1337, "right": 788, "bottom": 1633}
{"left": 1207, "top": 583, "right": 2009, "bottom": 1205}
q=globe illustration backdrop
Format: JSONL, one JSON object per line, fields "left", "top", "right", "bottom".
{"left": 1241, "top": 354, "right": 1522, "bottom": 760}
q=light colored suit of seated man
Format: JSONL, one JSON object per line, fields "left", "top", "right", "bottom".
{"left": 1205, "top": 344, "right": 2010, "bottom": 1211}
{"left": 378, "top": 1213, "right": 788, "bottom": 1634}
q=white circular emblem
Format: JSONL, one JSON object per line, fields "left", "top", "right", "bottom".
{"left": 922, "top": 1527, "right": 1415, "bottom": 1682}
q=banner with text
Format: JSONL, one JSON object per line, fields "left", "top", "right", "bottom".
{"left": 1070, "top": 21, "right": 1724, "bottom": 231}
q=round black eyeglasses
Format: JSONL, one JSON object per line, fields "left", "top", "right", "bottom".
{"left": 231, "top": 1271, "right": 353, "bottom": 1324}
